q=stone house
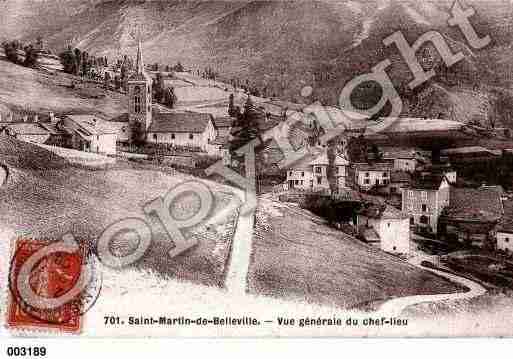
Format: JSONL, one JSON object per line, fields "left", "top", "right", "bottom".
{"left": 285, "top": 149, "right": 349, "bottom": 192}
{"left": 401, "top": 174, "right": 450, "bottom": 234}
{"left": 351, "top": 163, "right": 393, "bottom": 191}
{"left": 439, "top": 186, "right": 504, "bottom": 247}
{"left": 357, "top": 203, "right": 410, "bottom": 255}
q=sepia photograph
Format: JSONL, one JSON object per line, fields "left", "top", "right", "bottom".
{"left": 1, "top": 0, "right": 513, "bottom": 345}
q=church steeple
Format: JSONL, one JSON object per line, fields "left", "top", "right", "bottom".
{"left": 127, "top": 39, "right": 152, "bottom": 144}
{"left": 136, "top": 40, "right": 145, "bottom": 74}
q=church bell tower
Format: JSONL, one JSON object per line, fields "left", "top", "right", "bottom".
{"left": 128, "top": 41, "right": 152, "bottom": 143}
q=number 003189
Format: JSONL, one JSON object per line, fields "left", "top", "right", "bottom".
{"left": 6, "top": 347, "right": 47, "bottom": 357}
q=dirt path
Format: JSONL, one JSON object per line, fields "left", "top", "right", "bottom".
{"left": 378, "top": 261, "right": 487, "bottom": 316}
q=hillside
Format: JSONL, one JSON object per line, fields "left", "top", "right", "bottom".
{"left": 3, "top": 0, "right": 513, "bottom": 126}
{"left": 0, "top": 58, "right": 127, "bottom": 118}
{"left": 0, "top": 135, "right": 239, "bottom": 287}
{"left": 249, "top": 197, "right": 463, "bottom": 309}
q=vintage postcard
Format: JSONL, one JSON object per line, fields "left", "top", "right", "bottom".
{"left": 1, "top": 0, "right": 513, "bottom": 341}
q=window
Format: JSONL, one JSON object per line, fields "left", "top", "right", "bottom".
{"left": 315, "top": 167, "right": 322, "bottom": 174}
{"left": 189, "top": 134, "right": 194, "bottom": 140}
{"left": 339, "top": 167, "right": 344, "bottom": 174}
{"left": 421, "top": 191, "right": 427, "bottom": 200}
{"left": 171, "top": 133, "right": 175, "bottom": 139}
{"left": 410, "top": 217, "right": 414, "bottom": 225}
{"left": 383, "top": 172, "right": 388, "bottom": 177}
{"left": 422, "top": 204, "right": 427, "bottom": 212}
{"left": 364, "top": 179, "right": 370, "bottom": 184}
{"left": 134, "top": 86, "right": 142, "bottom": 113}
{"left": 301, "top": 172, "right": 305, "bottom": 177}
{"left": 300, "top": 180, "right": 304, "bottom": 185}
{"left": 153, "top": 134, "right": 157, "bottom": 141}
{"left": 387, "top": 222, "right": 391, "bottom": 228}
{"left": 289, "top": 171, "right": 293, "bottom": 176}
{"left": 295, "top": 180, "right": 299, "bottom": 185}
{"left": 393, "top": 246, "right": 397, "bottom": 251}
{"left": 420, "top": 215, "right": 429, "bottom": 225}
{"left": 365, "top": 172, "right": 369, "bottom": 177}
{"left": 317, "top": 177, "right": 322, "bottom": 185}
{"left": 506, "top": 238, "right": 510, "bottom": 243}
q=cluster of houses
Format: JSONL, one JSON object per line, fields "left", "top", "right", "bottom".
{"left": 0, "top": 42, "right": 232, "bottom": 163}
{"left": 282, "top": 133, "right": 513, "bottom": 258}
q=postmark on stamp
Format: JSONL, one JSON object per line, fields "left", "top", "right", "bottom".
{"left": 6, "top": 237, "right": 102, "bottom": 334}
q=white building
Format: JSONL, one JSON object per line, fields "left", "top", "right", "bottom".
{"left": 146, "top": 111, "right": 217, "bottom": 152}
{"left": 382, "top": 148, "right": 425, "bottom": 172}
{"left": 352, "top": 163, "right": 393, "bottom": 191}
{"left": 60, "top": 115, "right": 118, "bottom": 155}
{"left": 285, "top": 150, "right": 349, "bottom": 192}
{"left": 357, "top": 204, "right": 410, "bottom": 255}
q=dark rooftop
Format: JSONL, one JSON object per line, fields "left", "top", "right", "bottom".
{"left": 148, "top": 111, "right": 213, "bottom": 133}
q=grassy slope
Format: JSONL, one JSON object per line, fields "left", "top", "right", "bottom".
{"left": 248, "top": 198, "right": 463, "bottom": 309}
{"left": 0, "top": 136, "right": 238, "bottom": 287}
{"left": 0, "top": 59, "right": 127, "bottom": 118}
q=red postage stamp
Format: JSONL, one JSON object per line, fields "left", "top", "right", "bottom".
{"left": 6, "top": 238, "right": 85, "bottom": 333}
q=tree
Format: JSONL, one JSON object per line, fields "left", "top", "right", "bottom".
{"left": 23, "top": 44, "right": 39, "bottom": 68}
{"left": 104, "top": 71, "right": 111, "bottom": 90}
{"left": 2, "top": 40, "right": 21, "bottom": 64}
{"left": 59, "top": 46, "right": 76, "bottom": 74}
{"left": 153, "top": 72, "right": 165, "bottom": 103}
{"left": 228, "top": 93, "right": 237, "bottom": 117}
{"left": 114, "top": 75, "right": 121, "bottom": 91}
{"left": 73, "top": 48, "right": 81, "bottom": 75}
{"left": 163, "top": 87, "right": 177, "bottom": 108}
{"left": 174, "top": 62, "right": 184, "bottom": 72}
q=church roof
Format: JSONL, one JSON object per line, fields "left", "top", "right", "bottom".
{"left": 148, "top": 111, "right": 213, "bottom": 133}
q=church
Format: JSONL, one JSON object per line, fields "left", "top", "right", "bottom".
{"left": 124, "top": 42, "right": 223, "bottom": 155}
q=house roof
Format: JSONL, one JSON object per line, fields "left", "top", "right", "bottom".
{"left": 39, "top": 122, "right": 67, "bottom": 135}
{"left": 442, "top": 187, "right": 504, "bottom": 223}
{"left": 4, "top": 123, "right": 49, "bottom": 135}
{"left": 390, "top": 171, "right": 412, "bottom": 183}
{"left": 353, "top": 162, "right": 393, "bottom": 172}
{"left": 148, "top": 111, "right": 212, "bottom": 133}
{"left": 359, "top": 203, "right": 409, "bottom": 220}
{"left": 382, "top": 147, "right": 418, "bottom": 160}
{"left": 309, "top": 151, "right": 349, "bottom": 166}
{"left": 213, "top": 117, "right": 234, "bottom": 128}
{"left": 410, "top": 173, "right": 447, "bottom": 190}
{"left": 65, "top": 115, "right": 119, "bottom": 135}
{"left": 441, "top": 146, "right": 499, "bottom": 156}
{"left": 375, "top": 117, "right": 464, "bottom": 133}
{"left": 361, "top": 227, "right": 380, "bottom": 243}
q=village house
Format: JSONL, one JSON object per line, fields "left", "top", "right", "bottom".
{"left": 418, "top": 162, "right": 457, "bottom": 184}
{"left": 284, "top": 149, "right": 349, "bottom": 192}
{"left": 382, "top": 147, "right": 427, "bottom": 172}
{"left": 357, "top": 203, "right": 410, "bottom": 255}
{"left": 496, "top": 200, "right": 513, "bottom": 254}
{"left": 441, "top": 146, "right": 502, "bottom": 164}
{"left": 351, "top": 163, "right": 393, "bottom": 191}
{"left": 439, "top": 186, "right": 504, "bottom": 247}
{"left": 402, "top": 174, "right": 450, "bottom": 234}
{"left": 213, "top": 117, "right": 234, "bottom": 137}
{"left": 146, "top": 111, "right": 217, "bottom": 151}
{"left": 388, "top": 171, "right": 412, "bottom": 195}
{"left": 59, "top": 115, "right": 118, "bottom": 155}
{"left": 1, "top": 122, "right": 51, "bottom": 143}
